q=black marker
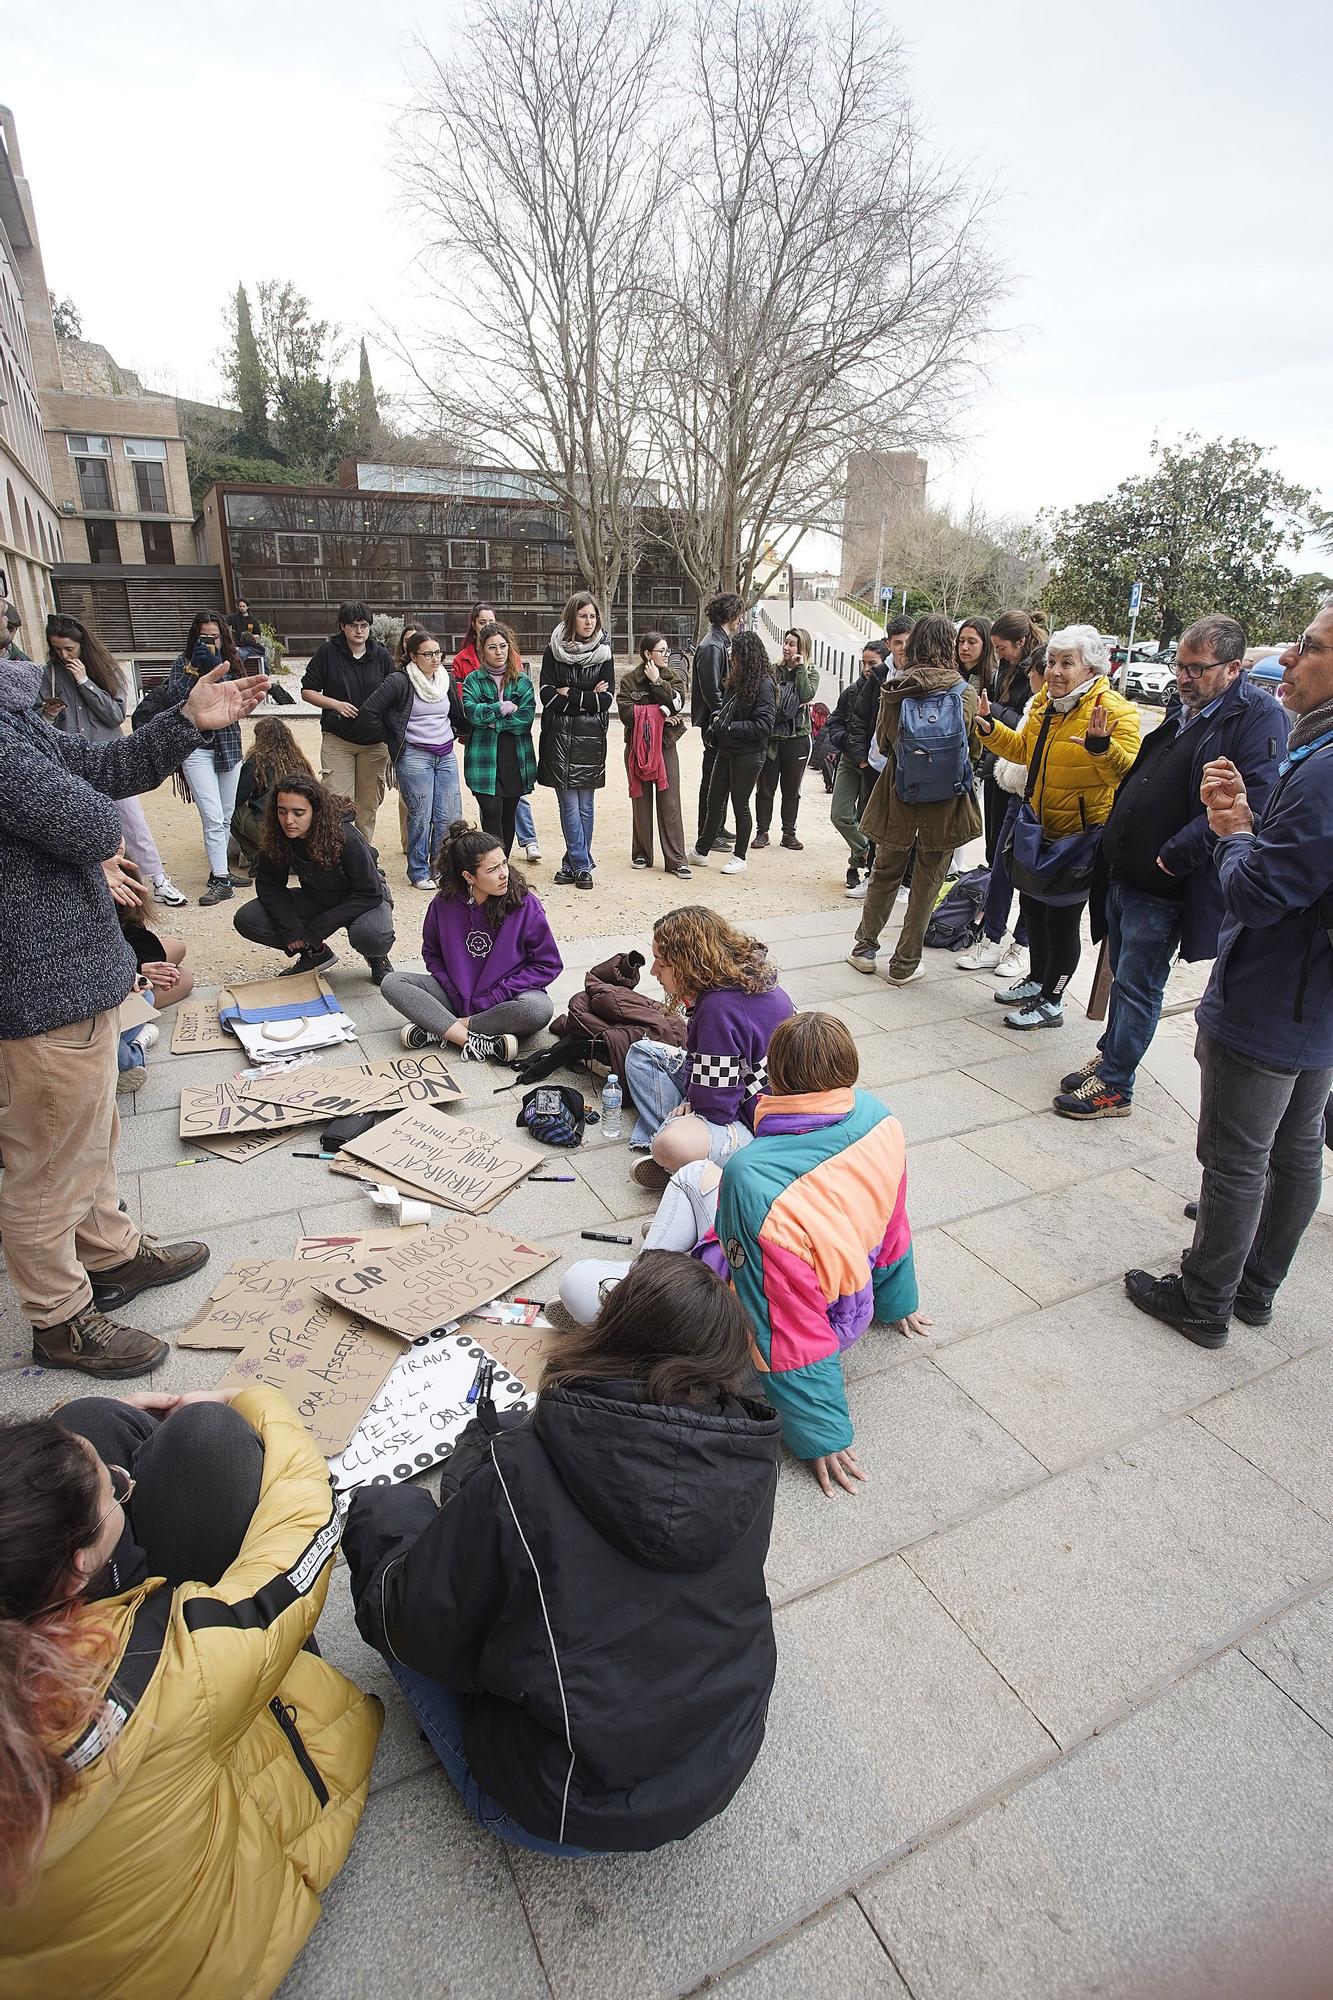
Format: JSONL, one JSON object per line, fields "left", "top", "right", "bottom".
{"left": 581, "top": 1230, "right": 633, "bottom": 1246}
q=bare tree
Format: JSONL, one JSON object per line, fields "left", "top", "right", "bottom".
{"left": 645, "top": 0, "right": 997, "bottom": 621}
{"left": 395, "top": 0, "right": 668, "bottom": 620}
{"left": 880, "top": 501, "right": 1049, "bottom": 617}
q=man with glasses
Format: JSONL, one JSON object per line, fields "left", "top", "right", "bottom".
{"left": 1127, "top": 600, "right": 1333, "bottom": 1345}
{"left": 1054, "top": 614, "right": 1288, "bottom": 1120}
{"left": 301, "top": 599, "right": 395, "bottom": 843}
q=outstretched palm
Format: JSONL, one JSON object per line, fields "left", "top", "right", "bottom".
{"left": 182, "top": 662, "right": 269, "bottom": 732}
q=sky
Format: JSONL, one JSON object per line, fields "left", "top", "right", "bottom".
{"left": 6, "top": 0, "right": 1332, "bottom": 563}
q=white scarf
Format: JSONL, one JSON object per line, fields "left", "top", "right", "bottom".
{"left": 407, "top": 662, "right": 447, "bottom": 705}
{"left": 547, "top": 623, "right": 613, "bottom": 671}
{"left": 1051, "top": 675, "right": 1099, "bottom": 714}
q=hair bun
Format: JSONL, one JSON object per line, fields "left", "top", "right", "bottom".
{"left": 445, "top": 819, "right": 472, "bottom": 840}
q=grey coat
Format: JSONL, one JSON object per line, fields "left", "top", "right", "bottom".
{"left": 42, "top": 657, "right": 127, "bottom": 742}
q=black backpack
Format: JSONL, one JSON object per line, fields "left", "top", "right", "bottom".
{"left": 923, "top": 866, "right": 990, "bottom": 951}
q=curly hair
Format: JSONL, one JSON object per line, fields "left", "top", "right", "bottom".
{"left": 258, "top": 773, "right": 355, "bottom": 870}
{"left": 906, "top": 614, "right": 959, "bottom": 674}
{"left": 652, "top": 905, "right": 776, "bottom": 1007}
{"left": 723, "top": 629, "right": 774, "bottom": 709}
{"left": 180, "top": 610, "right": 249, "bottom": 674}
{"left": 247, "top": 717, "right": 315, "bottom": 797}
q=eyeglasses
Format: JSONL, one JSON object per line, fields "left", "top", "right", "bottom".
{"left": 92, "top": 1463, "right": 135, "bottom": 1534}
{"left": 1296, "top": 633, "right": 1331, "bottom": 658}
{"left": 1174, "top": 660, "right": 1225, "bottom": 681}
{"left": 416, "top": 647, "right": 442, "bottom": 658}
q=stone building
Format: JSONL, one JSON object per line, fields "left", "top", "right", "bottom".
{"left": 839, "top": 448, "right": 928, "bottom": 596}
{"left": 0, "top": 108, "right": 62, "bottom": 646}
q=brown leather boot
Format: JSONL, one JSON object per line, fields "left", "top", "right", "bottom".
{"left": 88, "top": 1234, "right": 209, "bottom": 1310}
{"left": 32, "top": 1305, "right": 169, "bottom": 1379}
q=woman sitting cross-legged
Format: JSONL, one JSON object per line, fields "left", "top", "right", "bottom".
{"left": 343, "top": 1252, "right": 781, "bottom": 1856}
{"left": 381, "top": 820, "right": 562, "bottom": 1064}
{"left": 624, "top": 905, "right": 793, "bottom": 1188}
{"left": 232, "top": 772, "right": 396, "bottom": 984}
{"left": 0, "top": 1386, "right": 381, "bottom": 1998}
{"left": 564, "top": 1011, "right": 932, "bottom": 1496}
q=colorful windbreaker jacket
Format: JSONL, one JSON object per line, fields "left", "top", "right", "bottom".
{"left": 703, "top": 1086, "right": 917, "bottom": 1458}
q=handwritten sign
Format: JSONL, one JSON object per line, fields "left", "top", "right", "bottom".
{"left": 170, "top": 997, "right": 238, "bottom": 1055}
{"left": 359, "top": 1054, "right": 462, "bottom": 1104}
{"left": 309, "top": 1216, "right": 557, "bottom": 1339}
{"left": 341, "top": 1105, "right": 541, "bottom": 1213}
{"left": 457, "top": 1315, "right": 559, "bottom": 1393}
{"left": 233, "top": 1066, "right": 404, "bottom": 1119}
{"left": 179, "top": 1259, "right": 333, "bottom": 1349}
{"left": 190, "top": 1126, "right": 292, "bottom": 1162}
{"left": 328, "top": 1328, "right": 531, "bottom": 1496}
{"left": 293, "top": 1227, "right": 429, "bottom": 1262}
{"left": 215, "top": 1289, "right": 405, "bottom": 1455}
{"left": 179, "top": 1082, "right": 319, "bottom": 1141}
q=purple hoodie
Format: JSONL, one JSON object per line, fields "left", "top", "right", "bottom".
{"left": 686, "top": 983, "right": 794, "bottom": 1128}
{"left": 422, "top": 891, "right": 563, "bottom": 1015}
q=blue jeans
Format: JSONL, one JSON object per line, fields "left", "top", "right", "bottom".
{"left": 622, "top": 1038, "right": 751, "bottom": 1162}
{"left": 183, "top": 749, "right": 242, "bottom": 878}
{"left": 556, "top": 787, "right": 596, "bottom": 874}
{"left": 386, "top": 1661, "right": 596, "bottom": 1857}
{"left": 398, "top": 745, "right": 462, "bottom": 882}
{"left": 981, "top": 795, "right": 1027, "bottom": 946}
{"left": 1096, "top": 878, "right": 1183, "bottom": 1096}
{"left": 515, "top": 797, "right": 537, "bottom": 848}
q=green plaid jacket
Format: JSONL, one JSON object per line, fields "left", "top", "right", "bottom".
{"left": 461, "top": 668, "right": 537, "bottom": 795}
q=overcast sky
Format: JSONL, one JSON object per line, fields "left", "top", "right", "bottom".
{"left": 7, "top": 0, "right": 1331, "bottom": 552}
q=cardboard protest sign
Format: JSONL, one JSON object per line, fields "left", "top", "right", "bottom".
{"left": 293, "top": 1226, "right": 429, "bottom": 1262}
{"left": 170, "top": 997, "right": 237, "bottom": 1055}
{"left": 359, "top": 1053, "right": 462, "bottom": 1104}
{"left": 457, "top": 1315, "right": 559, "bottom": 1393}
{"left": 327, "top": 1154, "right": 452, "bottom": 1207}
{"left": 233, "top": 1066, "right": 404, "bottom": 1119}
{"left": 217, "top": 1296, "right": 405, "bottom": 1455}
{"left": 190, "top": 1128, "right": 293, "bottom": 1162}
{"left": 340, "top": 1105, "right": 541, "bottom": 1213}
{"left": 217, "top": 970, "right": 356, "bottom": 1060}
{"left": 310, "top": 1216, "right": 557, "bottom": 1340}
{"left": 119, "top": 988, "right": 156, "bottom": 1033}
{"left": 178, "top": 1259, "right": 330, "bottom": 1348}
{"left": 178, "top": 1082, "right": 318, "bottom": 1141}
{"left": 327, "top": 1327, "right": 531, "bottom": 1497}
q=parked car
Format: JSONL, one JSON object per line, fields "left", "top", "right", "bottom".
{"left": 1122, "top": 658, "right": 1177, "bottom": 704}
{"left": 1245, "top": 646, "right": 1287, "bottom": 691}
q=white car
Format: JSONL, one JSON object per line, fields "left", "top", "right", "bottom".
{"left": 1122, "top": 659, "right": 1176, "bottom": 704}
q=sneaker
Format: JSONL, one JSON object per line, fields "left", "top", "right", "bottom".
{"left": 632, "top": 1157, "right": 671, "bottom": 1194}
{"left": 689, "top": 847, "right": 711, "bottom": 866}
{"left": 198, "top": 873, "right": 233, "bottom": 907}
{"left": 1124, "top": 1269, "right": 1228, "bottom": 1348}
{"left": 844, "top": 877, "right": 868, "bottom": 900}
{"left": 1052, "top": 1075, "right": 1132, "bottom": 1119}
{"left": 720, "top": 857, "right": 748, "bottom": 875}
{"left": 575, "top": 872, "right": 594, "bottom": 891}
{"left": 400, "top": 1024, "right": 443, "bottom": 1051}
{"left": 632, "top": 856, "right": 650, "bottom": 869}
{"left": 88, "top": 1233, "right": 209, "bottom": 1309}
{"left": 956, "top": 935, "right": 1007, "bottom": 972}
{"left": 31, "top": 1304, "right": 169, "bottom": 1380}
{"left": 1061, "top": 1057, "right": 1102, "bottom": 1093}
{"left": 1234, "top": 1287, "right": 1274, "bottom": 1328}
{"left": 1004, "top": 999, "right": 1064, "bottom": 1030}
{"left": 995, "top": 978, "right": 1041, "bottom": 1007}
{"left": 781, "top": 834, "right": 803, "bottom": 851}
{"left": 887, "top": 964, "right": 925, "bottom": 986}
{"left": 845, "top": 863, "right": 862, "bottom": 891}
{"left": 367, "top": 955, "right": 394, "bottom": 985}
{"left": 116, "top": 1064, "right": 147, "bottom": 1095}
{"left": 995, "top": 942, "right": 1029, "bottom": 982}
{"left": 674, "top": 865, "right": 693, "bottom": 880}
{"left": 525, "top": 842, "right": 542, "bottom": 862}
{"left": 410, "top": 878, "right": 435, "bottom": 892}
{"left": 281, "top": 945, "right": 337, "bottom": 977}
{"left": 751, "top": 833, "right": 770, "bottom": 850}
{"left": 846, "top": 943, "right": 879, "bottom": 973}
{"left": 152, "top": 873, "right": 188, "bottom": 908}
{"left": 134, "top": 1022, "right": 160, "bottom": 1051}
{"left": 463, "top": 1029, "right": 519, "bottom": 1063}
{"left": 714, "top": 827, "right": 736, "bottom": 849}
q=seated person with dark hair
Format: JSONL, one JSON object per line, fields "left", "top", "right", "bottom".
{"left": 233, "top": 773, "right": 395, "bottom": 983}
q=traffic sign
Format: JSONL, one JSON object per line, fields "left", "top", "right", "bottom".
{"left": 880, "top": 585, "right": 893, "bottom": 604}
{"left": 1129, "top": 581, "right": 1143, "bottom": 615}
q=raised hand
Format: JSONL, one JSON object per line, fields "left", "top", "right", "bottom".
{"left": 1200, "top": 756, "right": 1245, "bottom": 811}
{"left": 101, "top": 853, "right": 142, "bottom": 908}
{"left": 181, "top": 661, "right": 270, "bottom": 733}
{"left": 1073, "top": 699, "right": 1114, "bottom": 748}
{"left": 976, "top": 686, "right": 991, "bottom": 718}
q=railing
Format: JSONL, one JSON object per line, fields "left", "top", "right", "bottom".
{"left": 836, "top": 595, "right": 881, "bottom": 637}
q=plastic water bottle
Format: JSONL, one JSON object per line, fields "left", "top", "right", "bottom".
{"left": 600, "top": 1073, "right": 623, "bottom": 1141}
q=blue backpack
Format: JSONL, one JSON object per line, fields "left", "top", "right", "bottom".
{"left": 895, "top": 683, "right": 972, "bottom": 805}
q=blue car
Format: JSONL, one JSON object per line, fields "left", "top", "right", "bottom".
{"left": 1247, "top": 651, "right": 1285, "bottom": 690}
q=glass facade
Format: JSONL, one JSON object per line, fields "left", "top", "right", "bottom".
{"left": 217, "top": 483, "right": 696, "bottom": 654}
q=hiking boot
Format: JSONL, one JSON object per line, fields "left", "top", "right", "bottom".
{"left": 781, "top": 833, "right": 803, "bottom": 851}
{"left": 281, "top": 945, "right": 337, "bottom": 976}
{"left": 367, "top": 955, "right": 394, "bottom": 985}
{"left": 463, "top": 1029, "right": 519, "bottom": 1063}
{"left": 89, "top": 1233, "right": 209, "bottom": 1309}
{"left": 1061, "top": 1057, "right": 1102, "bottom": 1093}
{"left": 152, "top": 873, "right": 188, "bottom": 907}
{"left": 1004, "top": 998, "right": 1064, "bottom": 1030}
{"left": 199, "top": 874, "right": 234, "bottom": 907}
{"left": 1053, "top": 1075, "right": 1132, "bottom": 1119}
{"left": 846, "top": 942, "right": 879, "bottom": 973}
{"left": 1124, "top": 1269, "right": 1228, "bottom": 1348}
{"left": 956, "top": 935, "right": 1007, "bottom": 972}
{"left": 751, "top": 832, "right": 770, "bottom": 849}
{"left": 116, "top": 1064, "right": 147, "bottom": 1096}
{"left": 995, "top": 978, "right": 1041, "bottom": 1007}
{"left": 632, "top": 1157, "right": 671, "bottom": 1194}
{"left": 400, "top": 1024, "right": 442, "bottom": 1051}
{"left": 32, "top": 1304, "right": 170, "bottom": 1379}
{"left": 1234, "top": 1287, "right": 1274, "bottom": 1328}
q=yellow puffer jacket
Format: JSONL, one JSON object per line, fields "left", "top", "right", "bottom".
{"left": 983, "top": 677, "right": 1141, "bottom": 835}
{"left": 2, "top": 1388, "right": 383, "bottom": 2000}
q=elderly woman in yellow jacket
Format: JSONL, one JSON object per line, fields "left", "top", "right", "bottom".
{"left": 977, "top": 623, "right": 1140, "bottom": 1029}
{"left": 0, "top": 1385, "right": 381, "bottom": 2000}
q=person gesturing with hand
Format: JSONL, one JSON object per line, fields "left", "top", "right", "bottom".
{"left": 1201, "top": 755, "right": 1254, "bottom": 836}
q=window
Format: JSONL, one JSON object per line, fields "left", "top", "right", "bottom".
{"left": 132, "top": 460, "right": 169, "bottom": 513}
{"left": 86, "top": 520, "right": 121, "bottom": 564}
{"left": 141, "top": 523, "right": 175, "bottom": 565}
{"left": 275, "top": 532, "right": 322, "bottom": 565}
{"left": 75, "top": 457, "right": 114, "bottom": 510}
{"left": 449, "top": 539, "right": 489, "bottom": 567}
{"left": 66, "top": 433, "right": 110, "bottom": 456}
{"left": 123, "top": 438, "right": 168, "bottom": 460}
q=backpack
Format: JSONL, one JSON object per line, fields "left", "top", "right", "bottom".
{"left": 924, "top": 866, "right": 990, "bottom": 951}
{"left": 895, "top": 682, "right": 972, "bottom": 805}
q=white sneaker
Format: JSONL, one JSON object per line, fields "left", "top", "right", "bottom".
{"left": 409, "top": 878, "right": 434, "bottom": 893}
{"left": 956, "top": 935, "right": 1006, "bottom": 972}
{"left": 844, "top": 878, "right": 868, "bottom": 900}
{"left": 721, "top": 857, "right": 748, "bottom": 875}
{"left": 887, "top": 964, "right": 925, "bottom": 986}
{"left": 995, "top": 942, "right": 1029, "bottom": 982}
{"left": 134, "top": 1022, "right": 160, "bottom": 1050}
{"left": 152, "top": 873, "right": 188, "bottom": 907}
{"left": 525, "top": 842, "right": 542, "bottom": 862}
{"left": 689, "top": 847, "right": 711, "bottom": 866}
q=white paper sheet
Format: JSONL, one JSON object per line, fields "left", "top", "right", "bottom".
{"left": 326, "top": 1325, "right": 532, "bottom": 1498}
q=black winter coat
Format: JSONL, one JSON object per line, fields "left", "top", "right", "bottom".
{"left": 252, "top": 814, "right": 391, "bottom": 946}
{"left": 691, "top": 625, "right": 731, "bottom": 727}
{"left": 711, "top": 675, "right": 777, "bottom": 757}
{"left": 538, "top": 646, "right": 614, "bottom": 790}
{"left": 843, "top": 665, "right": 890, "bottom": 767}
{"left": 360, "top": 668, "right": 466, "bottom": 767}
{"left": 344, "top": 1376, "right": 781, "bottom": 1852}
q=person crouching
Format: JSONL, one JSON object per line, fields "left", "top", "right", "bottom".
{"left": 232, "top": 773, "right": 395, "bottom": 984}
